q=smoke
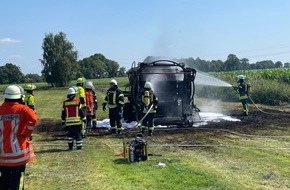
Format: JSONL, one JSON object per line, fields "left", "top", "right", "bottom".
{"left": 197, "top": 99, "right": 224, "bottom": 114}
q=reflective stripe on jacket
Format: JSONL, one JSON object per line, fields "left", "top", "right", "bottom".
{"left": 62, "top": 98, "right": 84, "bottom": 126}
{"left": 0, "top": 102, "right": 38, "bottom": 167}
{"left": 104, "top": 87, "right": 124, "bottom": 109}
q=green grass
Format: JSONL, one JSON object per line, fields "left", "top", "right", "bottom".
{"left": 25, "top": 131, "right": 290, "bottom": 190}
{"left": 1, "top": 75, "right": 290, "bottom": 189}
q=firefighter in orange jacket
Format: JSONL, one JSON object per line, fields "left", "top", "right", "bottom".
{"left": 0, "top": 85, "right": 38, "bottom": 190}
{"left": 84, "top": 81, "right": 98, "bottom": 132}
{"left": 62, "top": 87, "right": 86, "bottom": 150}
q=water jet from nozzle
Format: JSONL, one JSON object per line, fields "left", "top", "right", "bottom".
{"left": 195, "top": 72, "right": 232, "bottom": 87}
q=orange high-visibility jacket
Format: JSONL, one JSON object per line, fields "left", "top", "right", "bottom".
{"left": 62, "top": 98, "right": 85, "bottom": 126}
{"left": 85, "top": 90, "right": 94, "bottom": 116}
{"left": 0, "top": 102, "right": 38, "bottom": 167}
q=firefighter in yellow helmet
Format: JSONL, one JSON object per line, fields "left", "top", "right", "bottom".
{"left": 24, "top": 84, "right": 36, "bottom": 112}
{"left": 102, "top": 79, "right": 124, "bottom": 134}
{"left": 233, "top": 75, "right": 251, "bottom": 116}
{"left": 140, "top": 82, "right": 158, "bottom": 136}
{"left": 76, "top": 77, "right": 86, "bottom": 107}
{"left": 76, "top": 77, "right": 87, "bottom": 137}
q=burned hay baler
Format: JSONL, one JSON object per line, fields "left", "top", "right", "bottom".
{"left": 123, "top": 59, "right": 200, "bottom": 126}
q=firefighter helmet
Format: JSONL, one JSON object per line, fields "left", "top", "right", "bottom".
{"left": 110, "top": 79, "right": 117, "bottom": 86}
{"left": 237, "top": 75, "right": 246, "bottom": 82}
{"left": 4, "top": 85, "right": 24, "bottom": 99}
{"left": 24, "top": 84, "right": 36, "bottom": 91}
{"left": 76, "top": 77, "right": 86, "bottom": 84}
{"left": 85, "top": 81, "right": 95, "bottom": 90}
{"left": 144, "top": 82, "right": 152, "bottom": 89}
{"left": 67, "top": 87, "right": 77, "bottom": 95}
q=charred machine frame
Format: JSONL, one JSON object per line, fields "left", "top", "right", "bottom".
{"left": 123, "top": 60, "right": 200, "bottom": 126}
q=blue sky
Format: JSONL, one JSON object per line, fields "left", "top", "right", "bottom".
{"left": 1, "top": 0, "right": 290, "bottom": 74}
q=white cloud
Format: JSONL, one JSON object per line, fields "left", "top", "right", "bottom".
{"left": 0, "top": 38, "right": 21, "bottom": 44}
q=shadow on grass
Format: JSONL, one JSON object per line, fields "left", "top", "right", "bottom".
{"left": 113, "top": 158, "right": 131, "bottom": 165}
{"left": 34, "top": 148, "right": 69, "bottom": 154}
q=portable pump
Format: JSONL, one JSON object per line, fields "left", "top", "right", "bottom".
{"left": 123, "top": 133, "right": 148, "bottom": 162}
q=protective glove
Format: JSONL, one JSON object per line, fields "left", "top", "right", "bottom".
{"left": 153, "top": 105, "right": 157, "bottom": 110}
{"left": 82, "top": 119, "right": 86, "bottom": 123}
{"left": 233, "top": 86, "right": 238, "bottom": 91}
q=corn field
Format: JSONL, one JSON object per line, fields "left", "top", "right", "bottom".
{"left": 196, "top": 68, "right": 290, "bottom": 105}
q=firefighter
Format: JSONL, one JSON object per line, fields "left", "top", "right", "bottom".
{"left": 24, "top": 83, "right": 37, "bottom": 112}
{"left": 76, "top": 77, "right": 87, "bottom": 137}
{"left": 62, "top": 87, "right": 86, "bottom": 150}
{"left": 102, "top": 79, "right": 124, "bottom": 134}
{"left": 85, "top": 81, "right": 98, "bottom": 132}
{"left": 233, "top": 75, "right": 252, "bottom": 116}
{"left": 0, "top": 85, "right": 38, "bottom": 190}
{"left": 140, "top": 82, "right": 158, "bottom": 136}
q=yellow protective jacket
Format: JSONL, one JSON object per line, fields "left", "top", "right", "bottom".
{"left": 24, "top": 92, "right": 35, "bottom": 110}
{"left": 76, "top": 86, "right": 86, "bottom": 107}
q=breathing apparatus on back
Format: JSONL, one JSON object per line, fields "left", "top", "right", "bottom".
{"left": 143, "top": 82, "right": 152, "bottom": 107}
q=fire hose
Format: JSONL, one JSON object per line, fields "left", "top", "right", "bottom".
{"left": 125, "top": 104, "right": 154, "bottom": 133}
{"left": 249, "top": 96, "right": 290, "bottom": 116}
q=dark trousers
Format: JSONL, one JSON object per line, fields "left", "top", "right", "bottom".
{"left": 0, "top": 164, "right": 26, "bottom": 190}
{"left": 109, "top": 108, "right": 122, "bottom": 130}
{"left": 141, "top": 113, "right": 155, "bottom": 129}
{"left": 67, "top": 125, "right": 82, "bottom": 149}
{"left": 86, "top": 108, "right": 97, "bottom": 129}
{"left": 86, "top": 115, "right": 92, "bottom": 129}
{"left": 92, "top": 109, "right": 97, "bottom": 128}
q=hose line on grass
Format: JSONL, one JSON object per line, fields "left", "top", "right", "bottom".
{"left": 249, "top": 96, "right": 290, "bottom": 116}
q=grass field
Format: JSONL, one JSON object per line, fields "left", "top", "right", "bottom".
{"left": 1, "top": 76, "right": 290, "bottom": 189}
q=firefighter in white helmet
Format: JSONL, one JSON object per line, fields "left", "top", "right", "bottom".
{"left": 139, "top": 82, "right": 158, "bottom": 136}
{"left": 0, "top": 85, "right": 38, "bottom": 189}
{"left": 233, "top": 75, "right": 251, "bottom": 116}
{"left": 84, "top": 81, "right": 98, "bottom": 132}
{"left": 102, "top": 79, "right": 124, "bottom": 134}
{"left": 62, "top": 87, "right": 86, "bottom": 150}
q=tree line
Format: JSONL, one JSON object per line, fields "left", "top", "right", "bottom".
{"left": 1, "top": 32, "right": 290, "bottom": 85}
{"left": 40, "top": 32, "right": 126, "bottom": 87}
{"left": 180, "top": 54, "right": 289, "bottom": 72}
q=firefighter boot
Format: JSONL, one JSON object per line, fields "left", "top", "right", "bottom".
{"left": 68, "top": 144, "right": 73, "bottom": 150}
{"left": 111, "top": 128, "right": 116, "bottom": 134}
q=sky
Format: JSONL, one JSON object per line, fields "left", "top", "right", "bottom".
{"left": 1, "top": 0, "right": 290, "bottom": 74}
